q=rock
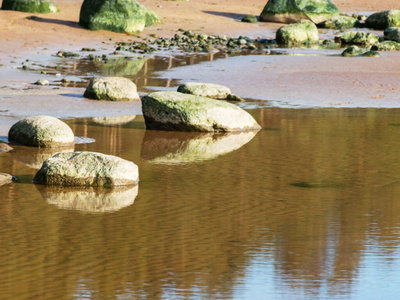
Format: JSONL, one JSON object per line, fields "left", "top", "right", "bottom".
{"left": 341, "top": 46, "right": 364, "bottom": 57}
{"left": 8, "top": 116, "right": 75, "bottom": 148}
{"left": 371, "top": 41, "right": 400, "bottom": 51}
{"left": 34, "top": 79, "right": 49, "bottom": 86}
{"left": 177, "top": 82, "right": 235, "bottom": 100}
{"left": 384, "top": 27, "right": 400, "bottom": 43}
{"left": 2, "top": 0, "right": 59, "bottom": 13}
{"left": 79, "top": 0, "right": 162, "bottom": 34}
{"left": 84, "top": 77, "right": 140, "bottom": 101}
{"left": 33, "top": 151, "right": 139, "bottom": 187}
{"left": 259, "top": 0, "right": 339, "bottom": 24}
{"left": 141, "top": 130, "right": 258, "bottom": 164}
{"left": 319, "top": 15, "right": 357, "bottom": 29}
{"left": 365, "top": 10, "right": 400, "bottom": 30}
{"left": 141, "top": 91, "right": 261, "bottom": 132}
{"left": 0, "top": 143, "right": 13, "bottom": 153}
{"left": 37, "top": 184, "right": 138, "bottom": 213}
{"left": 340, "top": 31, "right": 379, "bottom": 45}
{"left": 360, "top": 50, "right": 380, "bottom": 57}
{"left": 241, "top": 14, "right": 258, "bottom": 23}
{"left": 0, "top": 173, "right": 14, "bottom": 186}
{"left": 276, "top": 20, "right": 319, "bottom": 45}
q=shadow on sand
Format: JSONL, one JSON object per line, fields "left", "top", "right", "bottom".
{"left": 26, "top": 16, "right": 81, "bottom": 29}
{"left": 201, "top": 10, "right": 248, "bottom": 21}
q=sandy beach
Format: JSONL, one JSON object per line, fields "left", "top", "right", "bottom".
{"left": 0, "top": 0, "right": 400, "bottom": 135}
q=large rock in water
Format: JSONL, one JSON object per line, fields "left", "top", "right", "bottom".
{"left": 79, "top": 0, "right": 162, "bottom": 34}
{"left": 365, "top": 10, "right": 400, "bottom": 30}
{"left": 340, "top": 32, "right": 379, "bottom": 45}
{"left": 33, "top": 152, "right": 139, "bottom": 187}
{"left": 276, "top": 19, "right": 319, "bottom": 44}
{"left": 2, "top": 0, "right": 59, "bottom": 13}
{"left": 8, "top": 116, "right": 75, "bottom": 148}
{"left": 141, "top": 91, "right": 261, "bottom": 132}
{"left": 84, "top": 77, "right": 140, "bottom": 101}
{"left": 259, "top": 0, "right": 339, "bottom": 24}
{"left": 384, "top": 27, "right": 400, "bottom": 43}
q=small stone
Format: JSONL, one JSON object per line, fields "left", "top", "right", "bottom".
{"left": 35, "top": 79, "right": 49, "bottom": 86}
{"left": 241, "top": 14, "right": 258, "bottom": 23}
{"left": 84, "top": 77, "right": 140, "bottom": 101}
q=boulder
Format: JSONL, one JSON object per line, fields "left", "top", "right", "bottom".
{"left": 242, "top": 14, "right": 258, "bottom": 23}
{"left": 84, "top": 77, "right": 140, "bottom": 101}
{"left": 8, "top": 116, "right": 75, "bottom": 148}
{"left": 79, "top": 0, "right": 162, "bottom": 34}
{"left": 33, "top": 152, "right": 139, "bottom": 187}
{"left": 141, "top": 91, "right": 261, "bottom": 132}
{"left": 2, "top": 0, "right": 59, "bottom": 13}
{"left": 371, "top": 41, "right": 400, "bottom": 51}
{"left": 276, "top": 19, "right": 319, "bottom": 44}
{"left": 177, "top": 82, "right": 243, "bottom": 100}
{"left": 259, "top": 0, "right": 339, "bottom": 24}
{"left": 384, "top": 27, "right": 400, "bottom": 43}
{"left": 365, "top": 10, "right": 400, "bottom": 30}
{"left": 0, "top": 143, "right": 13, "bottom": 153}
{"left": 360, "top": 50, "right": 380, "bottom": 57}
{"left": 0, "top": 173, "right": 14, "bottom": 186}
{"left": 340, "top": 32, "right": 379, "bottom": 45}
{"left": 319, "top": 15, "right": 357, "bottom": 29}
{"left": 341, "top": 46, "right": 364, "bottom": 57}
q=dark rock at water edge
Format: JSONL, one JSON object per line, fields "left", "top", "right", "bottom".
{"left": 365, "top": 10, "right": 400, "bottom": 30}
{"left": 2, "top": 0, "right": 59, "bottom": 13}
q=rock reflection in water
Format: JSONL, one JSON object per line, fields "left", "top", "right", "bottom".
{"left": 37, "top": 184, "right": 138, "bottom": 213}
{"left": 10, "top": 145, "right": 74, "bottom": 169}
{"left": 92, "top": 115, "right": 136, "bottom": 126}
{"left": 141, "top": 130, "right": 258, "bottom": 164}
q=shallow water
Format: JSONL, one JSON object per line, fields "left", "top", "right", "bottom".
{"left": 2, "top": 108, "right": 400, "bottom": 299}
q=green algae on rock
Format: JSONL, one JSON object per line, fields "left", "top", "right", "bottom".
{"left": 8, "top": 116, "right": 75, "bottom": 148}
{"left": 365, "top": 10, "right": 400, "bottom": 30}
{"left": 84, "top": 77, "right": 140, "bottom": 101}
{"left": 340, "top": 31, "right": 379, "bottom": 45}
{"left": 33, "top": 152, "right": 139, "bottom": 187}
{"left": 371, "top": 41, "right": 400, "bottom": 51}
{"left": 79, "top": 0, "right": 162, "bottom": 34}
{"left": 384, "top": 27, "right": 400, "bottom": 43}
{"left": 276, "top": 19, "right": 319, "bottom": 45}
{"left": 142, "top": 91, "right": 261, "bottom": 132}
{"left": 259, "top": 0, "right": 339, "bottom": 24}
{"left": 360, "top": 50, "right": 380, "bottom": 57}
{"left": 319, "top": 15, "right": 357, "bottom": 29}
{"left": 2, "top": 0, "right": 59, "bottom": 13}
{"left": 241, "top": 14, "right": 258, "bottom": 23}
{"left": 341, "top": 45, "right": 364, "bottom": 57}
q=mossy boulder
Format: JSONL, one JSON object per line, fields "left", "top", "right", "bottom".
{"left": 384, "top": 27, "right": 400, "bottom": 43}
{"left": 2, "top": 0, "right": 59, "bottom": 13}
{"left": 33, "top": 152, "right": 139, "bottom": 187}
{"left": 360, "top": 50, "right": 380, "bottom": 57}
{"left": 340, "top": 31, "right": 379, "bottom": 45}
{"left": 341, "top": 45, "right": 364, "bottom": 57}
{"left": 8, "top": 116, "right": 75, "bottom": 148}
{"left": 259, "top": 0, "right": 339, "bottom": 24}
{"left": 319, "top": 15, "right": 357, "bottom": 29}
{"left": 177, "top": 82, "right": 242, "bottom": 100}
{"left": 242, "top": 14, "right": 258, "bottom": 23}
{"left": 371, "top": 41, "right": 400, "bottom": 51}
{"left": 84, "top": 77, "right": 140, "bottom": 101}
{"left": 365, "top": 10, "right": 400, "bottom": 30}
{"left": 141, "top": 91, "right": 261, "bottom": 132}
{"left": 79, "top": 0, "right": 162, "bottom": 34}
{"left": 276, "top": 19, "right": 319, "bottom": 44}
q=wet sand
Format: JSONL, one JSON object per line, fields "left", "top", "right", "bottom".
{"left": 0, "top": 0, "right": 400, "bottom": 135}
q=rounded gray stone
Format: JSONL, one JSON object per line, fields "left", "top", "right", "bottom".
{"left": 84, "top": 77, "right": 140, "bottom": 101}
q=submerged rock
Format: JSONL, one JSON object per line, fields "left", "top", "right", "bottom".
{"left": 8, "top": 116, "right": 75, "bottom": 148}
{"left": 341, "top": 46, "right": 364, "bottom": 57}
{"left": 141, "top": 91, "right": 261, "bottom": 132}
{"left": 0, "top": 173, "right": 14, "bottom": 186}
{"left": 177, "top": 82, "right": 243, "bottom": 100}
{"left": 340, "top": 31, "right": 379, "bottom": 45}
{"left": 360, "top": 50, "right": 380, "bottom": 57}
{"left": 276, "top": 20, "right": 319, "bottom": 45}
{"left": 33, "top": 151, "right": 139, "bottom": 187}
{"left": 38, "top": 184, "right": 138, "bottom": 213}
{"left": 319, "top": 15, "right": 357, "bottom": 29}
{"left": 2, "top": 0, "right": 59, "bottom": 13}
{"left": 384, "top": 27, "right": 400, "bottom": 43}
{"left": 84, "top": 77, "right": 140, "bottom": 101}
{"left": 365, "top": 10, "right": 400, "bottom": 30}
{"left": 259, "top": 0, "right": 339, "bottom": 24}
{"left": 79, "top": 0, "right": 162, "bottom": 34}
{"left": 371, "top": 41, "right": 400, "bottom": 51}
{"left": 141, "top": 130, "right": 258, "bottom": 164}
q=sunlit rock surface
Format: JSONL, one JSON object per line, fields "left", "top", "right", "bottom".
{"left": 84, "top": 77, "right": 140, "bottom": 101}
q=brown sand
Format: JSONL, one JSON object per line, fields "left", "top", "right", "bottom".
{"left": 0, "top": 0, "right": 400, "bottom": 135}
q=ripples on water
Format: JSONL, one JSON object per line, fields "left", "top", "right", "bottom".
{"left": 2, "top": 108, "right": 400, "bottom": 299}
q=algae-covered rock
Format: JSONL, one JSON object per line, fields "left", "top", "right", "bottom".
{"left": 341, "top": 45, "right": 364, "bottom": 57}
{"left": 38, "top": 184, "right": 138, "bottom": 213}
{"left": 319, "top": 15, "right": 357, "bottom": 29}
{"left": 84, "top": 77, "right": 140, "bottom": 101}
{"left": 371, "top": 41, "right": 400, "bottom": 51}
{"left": 141, "top": 91, "right": 261, "bottom": 132}
{"left": 177, "top": 82, "right": 233, "bottom": 99}
{"left": 0, "top": 173, "right": 14, "bottom": 186}
{"left": 384, "top": 27, "right": 400, "bottom": 43}
{"left": 276, "top": 19, "right": 319, "bottom": 44}
{"left": 8, "top": 116, "right": 75, "bottom": 148}
{"left": 79, "top": 0, "right": 162, "bottom": 34}
{"left": 2, "top": 0, "right": 59, "bottom": 13}
{"left": 33, "top": 151, "right": 139, "bottom": 187}
{"left": 340, "top": 31, "right": 379, "bottom": 45}
{"left": 259, "top": 0, "right": 339, "bottom": 24}
{"left": 141, "top": 130, "right": 258, "bottom": 164}
{"left": 360, "top": 50, "right": 380, "bottom": 57}
{"left": 242, "top": 14, "right": 258, "bottom": 23}
{"left": 365, "top": 10, "right": 400, "bottom": 30}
